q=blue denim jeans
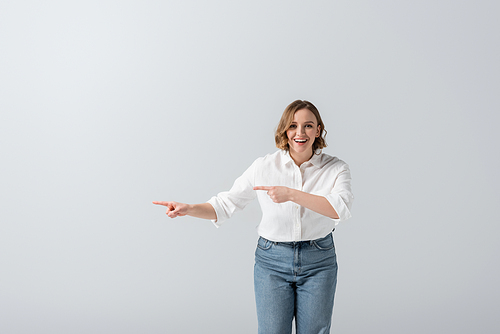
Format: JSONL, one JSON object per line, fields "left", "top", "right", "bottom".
{"left": 254, "top": 233, "right": 338, "bottom": 334}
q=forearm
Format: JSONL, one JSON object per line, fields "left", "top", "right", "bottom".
{"left": 187, "top": 203, "right": 217, "bottom": 220}
{"left": 289, "top": 189, "right": 339, "bottom": 219}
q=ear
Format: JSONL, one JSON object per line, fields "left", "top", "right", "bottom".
{"left": 316, "top": 124, "right": 321, "bottom": 137}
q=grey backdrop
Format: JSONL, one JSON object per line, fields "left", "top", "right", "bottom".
{"left": 1, "top": 1, "right": 499, "bottom": 333}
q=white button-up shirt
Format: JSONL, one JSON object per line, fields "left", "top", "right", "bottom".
{"left": 207, "top": 150, "right": 353, "bottom": 242}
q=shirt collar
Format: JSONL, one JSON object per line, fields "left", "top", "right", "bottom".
{"left": 281, "top": 150, "right": 294, "bottom": 165}
{"left": 281, "top": 150, "right": 323, "bottom": 167}
{"left": 309, "top": 151, "right": 323, "bottom": 167}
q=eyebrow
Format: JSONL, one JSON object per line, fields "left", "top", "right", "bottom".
{"left": 290, "top": 121, "right": 315, "bottom": 124}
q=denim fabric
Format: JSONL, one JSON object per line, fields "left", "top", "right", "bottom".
{"left": 254, "top": 233, "right": 338, "bottom": 334}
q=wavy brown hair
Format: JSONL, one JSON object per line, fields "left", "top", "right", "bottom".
{"left": 275, "top": 100, "right": 327, "bottom": 152}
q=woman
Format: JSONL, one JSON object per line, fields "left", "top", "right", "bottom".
{"left": 153, "top": 100, "right": 353, "bottom": 334}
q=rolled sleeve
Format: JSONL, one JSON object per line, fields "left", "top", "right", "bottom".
{"left": 324, "top": 166, "right": 354, "bottom": 223}
{"left": 206, "top": 197, "right": 224, "bottom": 228}
{"left": 206, "top": 160, "right": 258, "bottom": 227}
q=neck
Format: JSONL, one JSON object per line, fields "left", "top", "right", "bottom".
{"left": 289, "top": 149, "right": 314, "bottom": 167}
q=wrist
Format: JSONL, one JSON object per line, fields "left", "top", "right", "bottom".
{"left": 187, "top": 204, "right": 194, "bottom": 215}
{"left": 288, "top": 188, "right": 298, "bottom": 202}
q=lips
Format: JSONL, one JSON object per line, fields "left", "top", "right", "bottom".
{"left": 294, "top": 139, "right": 307, "bottom": 143}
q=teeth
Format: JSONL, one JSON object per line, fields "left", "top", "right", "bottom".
{"left": 295, "top": 139, "right": 306, "bottom": 143}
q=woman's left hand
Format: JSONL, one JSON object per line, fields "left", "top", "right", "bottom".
{"left": 253, "top": 186, "right": 294, "bottom": 203}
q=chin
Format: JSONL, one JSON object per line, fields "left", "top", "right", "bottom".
{"left": 292, "top": 146, "right": 312, "bottom": 153}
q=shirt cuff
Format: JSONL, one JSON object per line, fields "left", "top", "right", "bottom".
{"left": 206, "top": 198, "right": 223, "bottom": 228}
{"left": 324, "top": 193, "right": 353, "bottom": 223}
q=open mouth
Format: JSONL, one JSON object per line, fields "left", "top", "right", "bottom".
{"left": 294, "top": 139, "right": 307, "bottom": 143}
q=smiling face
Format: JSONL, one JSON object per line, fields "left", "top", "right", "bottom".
{"left": 274, "top": 100, "right": 327, "bottom": 159}
{"left": 286, "top": 108, "right": 321, "bottom": 162}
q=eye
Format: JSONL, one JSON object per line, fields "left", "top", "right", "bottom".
{"left": 306, "top": 124, "right": 313, "bottom": 128}
{"left": 289, "top": 124, "right": 297, "bottom": 129}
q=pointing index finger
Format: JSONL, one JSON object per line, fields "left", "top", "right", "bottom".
{"left": 153, "top": 201, "right": 170, "bottom": 206}
{"left": 253, "top": 186, "right": 273, "bottom": 191}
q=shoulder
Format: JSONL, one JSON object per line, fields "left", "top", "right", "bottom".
{"left": 247, "top": 150, "right": 287, "bottom": 172}
{"left": 254, "top": 150, "right": 283, "bottom": 164}
{"left": 316, "top": 152, "right": 350, "bottom": 171}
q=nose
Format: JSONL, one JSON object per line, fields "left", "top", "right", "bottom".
{"left": 298, "top": 125, "right": 306, "bottom": 135}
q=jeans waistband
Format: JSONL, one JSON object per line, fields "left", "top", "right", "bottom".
{"left": 260, "top": 229, "right": 334, "bottom": 247}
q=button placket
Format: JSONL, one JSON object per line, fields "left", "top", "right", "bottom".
{"left": 294, "top": 166, "right": 302, "bottom": 241}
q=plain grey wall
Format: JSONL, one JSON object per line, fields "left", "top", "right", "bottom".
{"left": 1, "top": 1, "right": 499, "bottom": 333}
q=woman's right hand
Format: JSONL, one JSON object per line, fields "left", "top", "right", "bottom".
{"left": 152, "top": 201, "right": 190, "bottom": 218}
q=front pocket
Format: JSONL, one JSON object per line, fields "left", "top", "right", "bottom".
{"left": 257, "top": 237, "right": 273, "bottom": 250}
{"left": 312, "top": 234, "right": 335, "bottom": 250}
